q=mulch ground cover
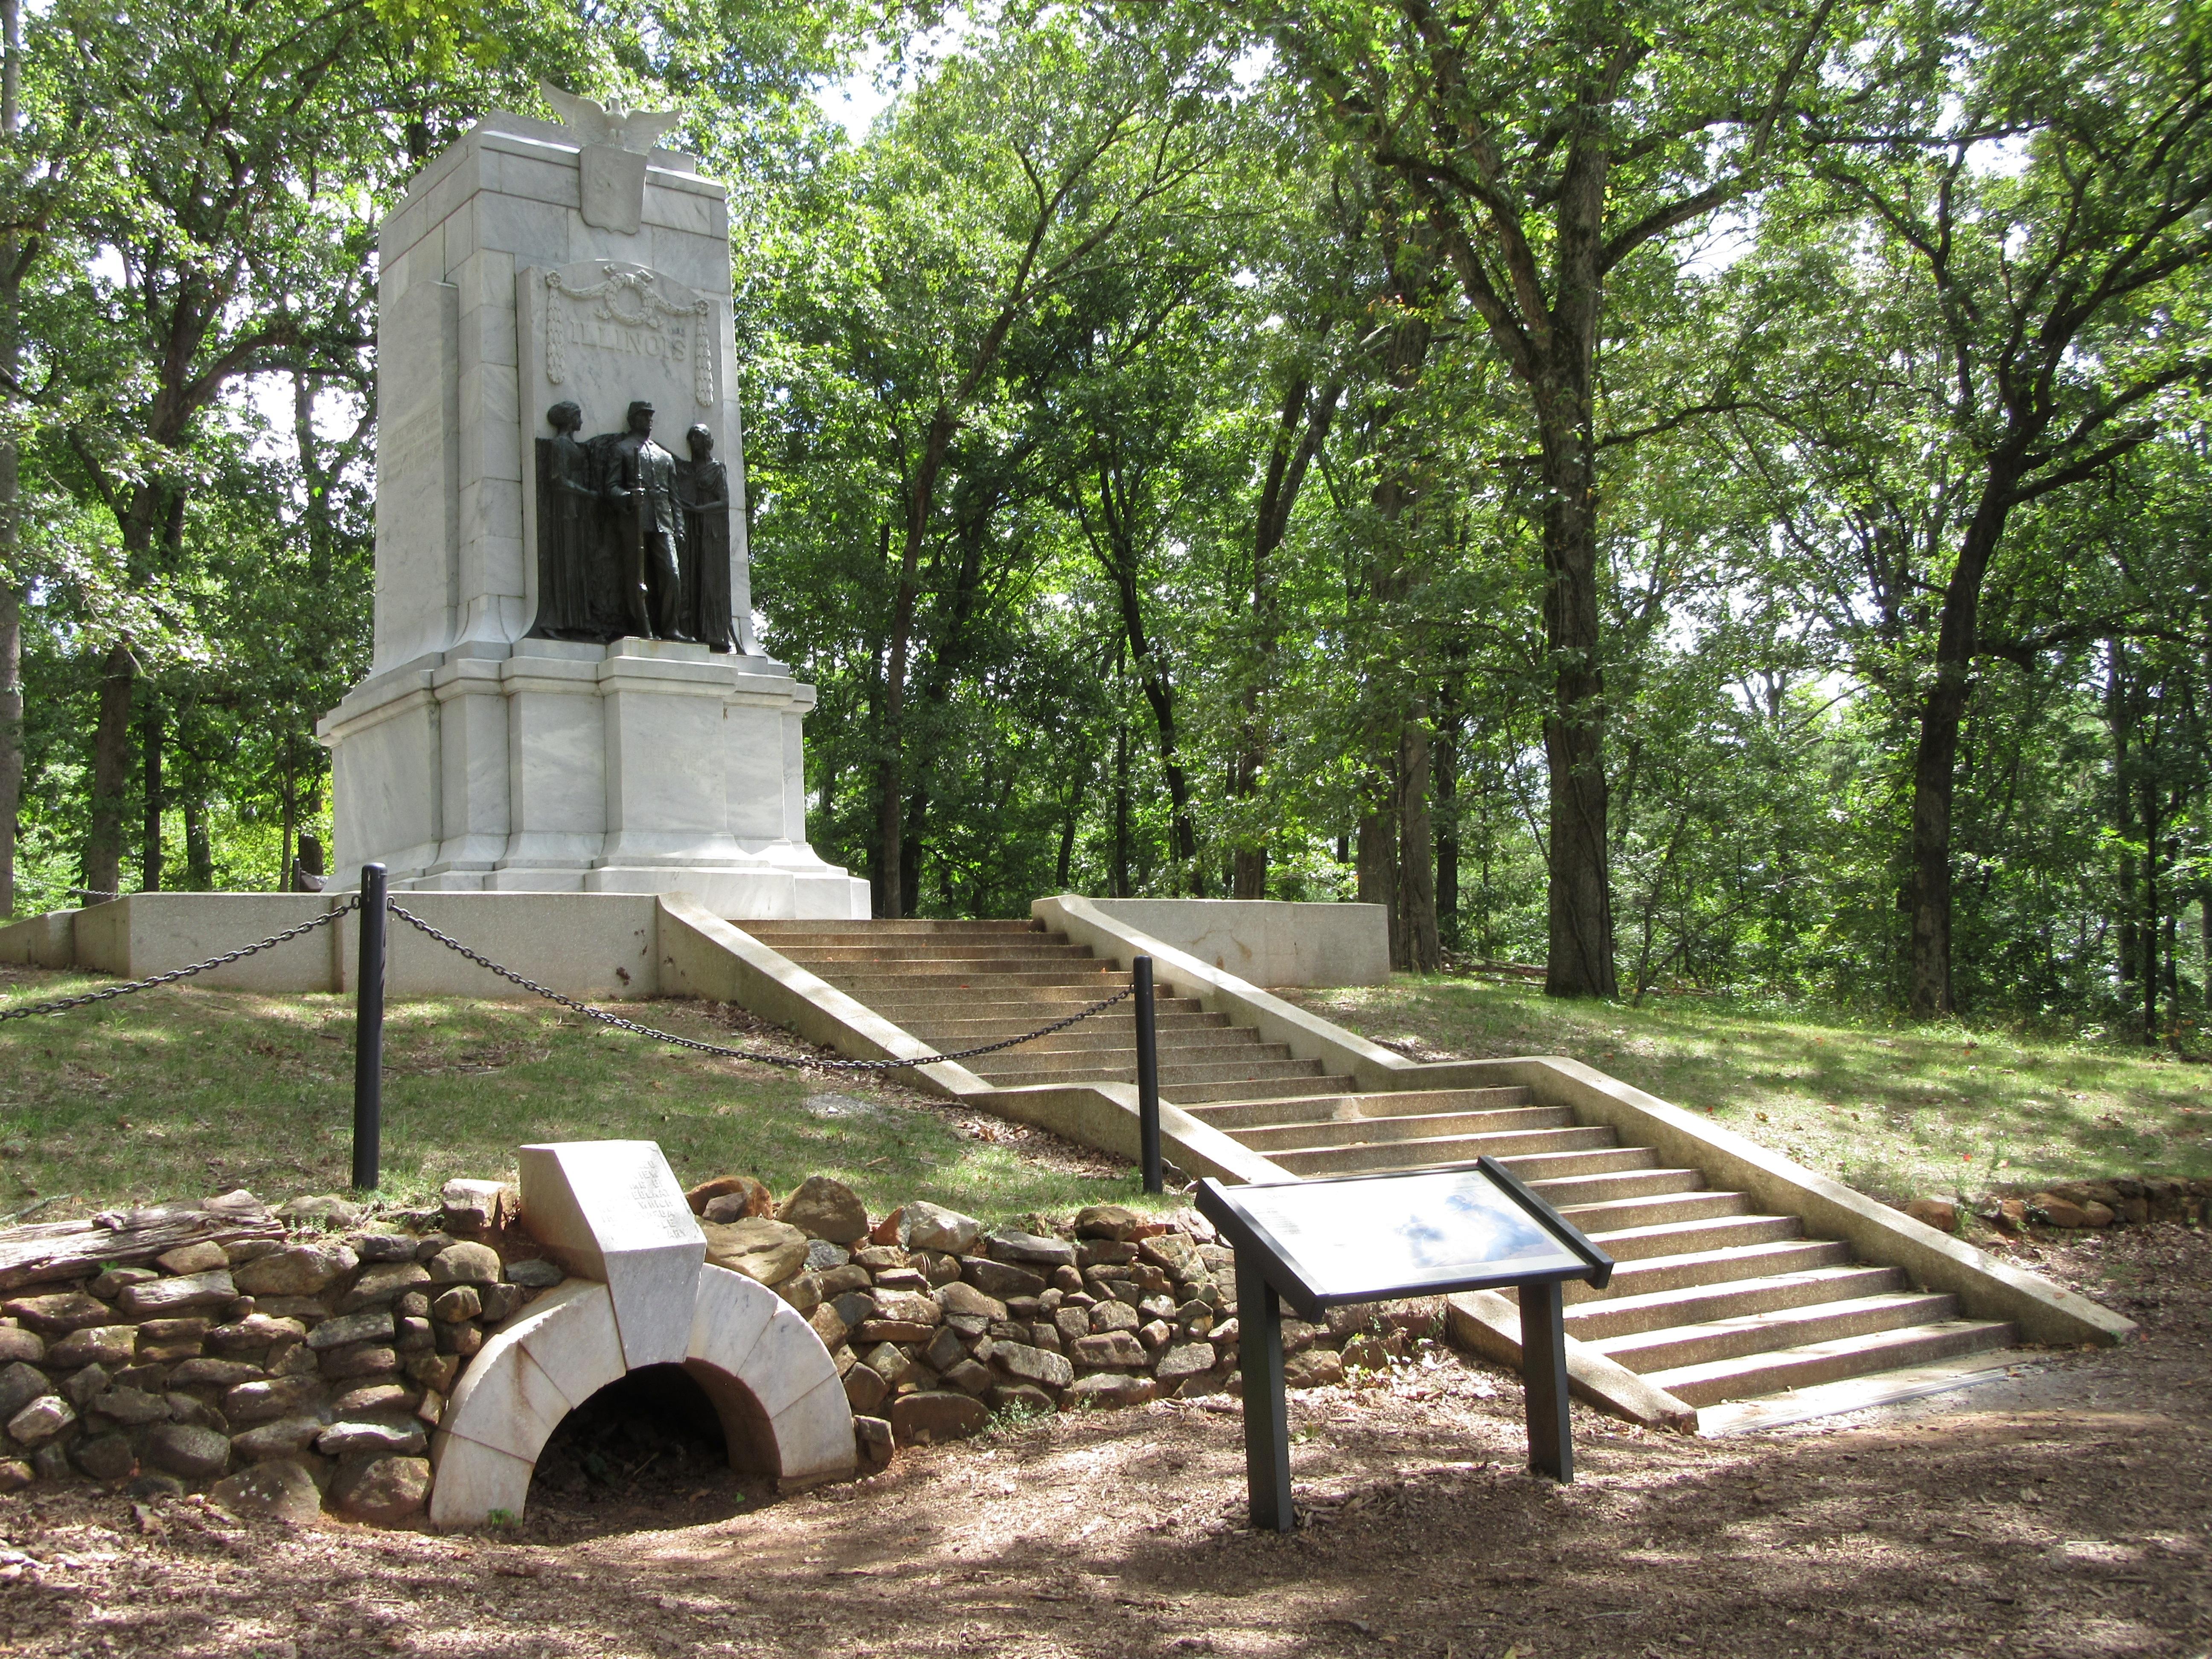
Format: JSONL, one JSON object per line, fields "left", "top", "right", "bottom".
{"left": 0, "top": 1223, "right": 2203, "bottom": 1659}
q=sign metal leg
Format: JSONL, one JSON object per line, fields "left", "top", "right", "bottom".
{"left": 1521, "top": 1278, "right": 1572, "bottom": 1482}
{"left": 1236, "top": 1252, "right": 1294, "bottom": 1531}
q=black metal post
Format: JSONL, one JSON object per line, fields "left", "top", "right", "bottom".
{"left": 1236, "top": 1250, "right": 1294, "bottom": 1531}
{"left": 1520, "top": 1278, "right": 1573, "bottom": 1482}
{"left": 352, "top": 863, "right": 387, "bottom": 1192}
{"left": 1134, "top": 955, "right": 1162, "bottom": 1194}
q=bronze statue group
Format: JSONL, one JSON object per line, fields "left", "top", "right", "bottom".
{"left": 530, "top": 398, "right": 736, "bottom": 651}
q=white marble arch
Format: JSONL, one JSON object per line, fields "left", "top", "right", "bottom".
{"left": 426, "top": 1268, "right": 855, "bottom": 1528}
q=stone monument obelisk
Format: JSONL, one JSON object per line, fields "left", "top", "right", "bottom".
{"left": 319, "top": 93, "right": 867, "bottom": 918}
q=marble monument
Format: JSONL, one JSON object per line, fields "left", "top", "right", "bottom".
{"left": 318, "top": 93, "right": 868, "bottom": 917}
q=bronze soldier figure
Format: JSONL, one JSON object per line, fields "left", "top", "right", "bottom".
{"left": 605, "top": 399, "right": 694, "bottom": 642}
{"left": 676, "top": 422, "right": 736, "bottom": 652}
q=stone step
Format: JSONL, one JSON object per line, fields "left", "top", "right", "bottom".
{"left": 742, "top": 919, "right": 1040, "bottom": 936}
{"left": 1586, "top": 1290, "right": 1959, "bottom": 1374}
{"left": 774, "top": 941, "right": 1098, "bottom": 963}
{"left": 1235, "top": 1106, "right": 1588, "bottom": 1153}
{"left": 815, "top": 966, "right": 1123, "bottom": 988}
{"left": 1520, "top": 1167, "right": 1707, "bottom": 1209}
{"left": 864, "top": 994, "right": 1207, "bottom": 1020}
{"left": 1580, "top": 1213, "right": 1807, "bottom": 1263}
{"left": 970, "top": 1055, "right": 1327, "bottom": 1089}
{"left": 916, "top": 1027, "right": 1264, "bottom": 1059}
{"left": 1162, "top": 1074, "right": 1362, "bottom": 1105}
{"left": 1494, "top": 1145, "right": 1659, "bottom": 1183}
{"left": 1643, "top": 1318, "right": 2018, "bottom": 1409}
{"left": 969, "top": 1039, "right": 1294, "bottom": 1077}
{"left": 1268, "top": 1124, "right": 1618, "bottom": 1175}
{"left": 905, "top": 1011, "right": 1231, "bottom": 1039}
{"left": 1554, "top": 1189, "right": 1751, "bottom": 1232}
{"left": 1561, "top": 1264, "right": 1906, "bottom": 1340}
{"left": 1177, "top": 1088, "right": 1540, "bottom": 1131}
{"left": 1564, "top": 1237, "right": 1854, "bottom": 1302}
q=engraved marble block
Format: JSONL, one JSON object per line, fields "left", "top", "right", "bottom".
{"left": 517, "top": 1140, "right": 704, "bottom": 1369}
{"left": 317, "top": 101, "right": 867, "bottom": 918}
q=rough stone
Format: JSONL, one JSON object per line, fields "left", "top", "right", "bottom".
{"left": 1089, "top": 1300, "right": 1140, "bottom": 1334}
{"left": 854, "top": 1245, "right": 909, "bottom": 1272}
{"left": 856, "top": 1320, "right": 934, "bottom": 1345}
{"left": 317, "top": 1417, "right": 429, "bottom": 1457}
{"left": 1155, "top": 1344, "right": 1217, "bottom": 1383}
{"left": 808, "top": 1301, "right": 848, "bottom": 1351}
{"left": 686, "top": 1173, "right": 774, "bottom": 1220}
{"left": 993, "top": 1341, "right": 1074, "bottom": 1391}
{"left": 863, "top": 1342, "right": 916, "bottom": 1389}
{"left": 338, "top": 1261, "right": 432, "bottom": 1312}
{"left": 1072, "top": 1331, "right": 1148, "bottom": 1370}
{"left": 321, "top": 1344, "right": 399, "bottom": 1382}
{"left": 308, "top": 1309, "right": 396, "bottom": 1351}
{"left": 927, "top": 1282, "right": 1004, "bottom": 1327}
{"left": 818, "top": 1264, "right": 872, "bottom": 1299}
{"left": 278, "top": 1194, "right": 367, "bottom": 1228}
{"left": 234, "top": 1244, "right": 359, "bottom": 1298}
{"left": 1138, "top": 1234, "right": 1198, "bottom": 1275}
{"left": 1074, "top": 1204, "right": 1144, "bottom": 1241}
{"left": 0, "top": 1459, "right": 29, "bottom": 1492}
{"left": 1076, "top": 1239, "right": 1139, "bottom": 1269}
{"left": 255, "top": 1296, "right": 336, "bottom": 1321}
{"left": 88, "top": 1266, "right": 159, "bottom": 1300}
{"left": 224, "top": 1375, "right": 328, "bottom": 1426}
{"left": 962, "top": 1257, "right": 1047, "bottom": 1301}
{"left": 843, "top": 1363, "right": 888, "bottom": 1415}
{"left": 1138, "top": 1319, "right": 1173, "bottom": 1352}
{"left": 504, "top": 1258, "right": 565, "bottom": 1289}
{"left": 396, "top": 1315, "right": 434, "bottom": 1353}
{"left": 329, "top": 1454, "right": 430, "bottom": 1524}
{"left": 0, "top": 1362, "right": 45, "bottom": 1422}
{"left": 0, "top": 1325, "right": 41, "bottom": 1364}
{"left": 29, "top": 1441, "right": 67, "bottom": 1481}
{"left": 425, "top": 1242, "right": 501, "bottom": 1285}
{"left": 891, "top": 1390, "right": 987, "bottom": 1446}
{"left": 941, "top": 1359, "right": 994, "bottom": 1397}
{"left": 1062, "top": 1373, "right": 1157, "bottom": 1410}
{"left": 778, "top": 1176, "right": 871, "bottom": 1245}
{"left": 702, "top": 1217, "right": 809, "bottom": 1286}
{"left": 61, "top": 1363, "right": 111, "bottom": 1408}
{"left": 145, "top": 1421, "right": 230, "bottom": 1479}
{"left": 231, "top": 1416, "right": 329, "bottom": 1461}
{"left": 167, "top": 1358, "right": 263, "bottom": 1389}
{"left": 211, "top": 1458, "right": 323, "bottom": 1524}
{"left": 805, "top": 1240, "right": 852, "bottom": 1274}
{"left": 900, "top": 1202, "right": 983, "bottom": 1256}
{"left": 1341, "top": 1334, "right": 1388, "bottom": 1371}
{"left": 923, "top": 1327, "right": 968, "bottom": 1374}
{"left": 352, "top": 1234, "right": 419, "bottom": 1263}
{"left": 433, "top": 1286, "right": 483, "bottom": 1324}
{"left": 6, "top": 1393, "right": 73, "bottom": 1447}
{"left": 1285, "top": 1350, "right": 1345, "bottom": 1390}
{"left": 149, "top": 1240, "right": 231, "bottom": 1277}
{"left": 870, "top": 1288, "right": 942, "bottom": 1327}
{"left": 988, "top": 1382, "right": 1055, "bottom": 1416}
{"left": 224, "top": 1238, "right": 288, "bottom": 1266}
{"left": 6, "top": 1292, "right": 112, "bottom": 1334}
{"left": 440, "top": 1178, "right": 512, "bottom": 1235}
{"left": 208, "top": 1314, "right": 307, "bottom": 1359}
{"left": 74, "top": 1432, "right": 137, "bottom": 1482}
{"left": 332, "top": 1382, "right": 412, "bottom": 1415}
{"left": 46, "top": 1324, "right": 139, "bottom": 1370}
{"left": 872, "top": 1266, "right": 930, "bottom": 1293}
{"left": 405, "top": 1353, "right": 459, "bottom": 1393}
{"left": 776, "top": 1272, "right": 822, "bottom": 1316}
{"left": 853, "top": 1414, "right": 894, "bottom": 1467}
{"left": 984, "top": 1228, "right": 1075, "bottom": 1269}
{"left": 1905, "top": 1198, "right": 1960, "bottom": 1233}
{"left": 88, "top": 1386, "right": 171, "bottom": 1426}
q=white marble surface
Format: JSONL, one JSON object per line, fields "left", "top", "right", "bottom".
{"left": 517, "top": 1141, "right": 705, "bottom": 1369}
{"left": 426, "top": 1431, "right": 535, "bottom": 1528}
{"left": 769, "top": 1371, "right": 860, "bottom": 1487}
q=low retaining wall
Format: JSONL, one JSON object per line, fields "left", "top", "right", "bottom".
{"left": 1077, "top": 898, "right": 1389, "bottom": 987}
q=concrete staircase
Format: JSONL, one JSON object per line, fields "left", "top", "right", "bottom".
{"left": 739, "top": 919, "right": 1359, "bottom": 1105}
{"left": 734, "top": 917, "right": 2023, "bottom": 1422}
{"left": 1189, "top": 1084, "right": 2017, "bottom": 1410}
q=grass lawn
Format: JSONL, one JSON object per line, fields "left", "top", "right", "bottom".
{"left": 0, "top": 964, "right": 1165, "bottom": 1227}
{"left": 1282, "top": 976, "right": 2212, "bottom": 1205}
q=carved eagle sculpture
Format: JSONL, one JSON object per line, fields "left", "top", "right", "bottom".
{"left": 540, "top": 83, "right": 683, "bottom": 154}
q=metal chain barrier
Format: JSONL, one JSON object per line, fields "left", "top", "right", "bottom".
{"left": 384, "top": 900, "right": 1138, "bottom": 1072}
{"left": 0, "top": 897, "right": 361, "bottom": 1021}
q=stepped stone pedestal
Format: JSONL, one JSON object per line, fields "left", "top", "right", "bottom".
{"left": 318, "top": 105, "right": 866, "bottom": 917}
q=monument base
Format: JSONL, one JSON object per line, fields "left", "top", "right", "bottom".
{"left": 319, "top": 637, "right": 869, "bottom": 921}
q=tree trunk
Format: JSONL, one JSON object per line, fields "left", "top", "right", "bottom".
{"left": 1433, "top": 696, "right": 1459, "bottom": 952}
{"left": 1357, "top": 769, "right": 1400, "bottom": 967}
{"left": 84, "top": 643, "right": 138, "bottom": 903}
{"left": 1535, "top": 407, "right": 1616, "bottom": 998}
{"left": 1397, "top": 703, "right": 1439, "bottom": 972}
{"left": 1111, "top": 709, "right": 1130, "bottom": 898}
{"left": 2142, "top": 780, "right": 2160, "bottom": 1045}
{"left": 0, "top": 0, "right": 21, "bottom": 921}
{"left": 140, "top": 698, "right": 163, "bottom": 892}
{"left": 184, "top": 795, "right": 212, "bottom": 889}
{"left": 2108, "top": 641, "right": 2138, "bottom": 990}
{"left": 1906, "top": 472, "right": 2019, "bottom": 1016}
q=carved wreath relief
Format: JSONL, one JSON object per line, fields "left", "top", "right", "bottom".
{"left": 542, "top": 268, "right": 716, "bottom": 411}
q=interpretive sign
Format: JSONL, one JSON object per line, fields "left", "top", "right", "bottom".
{"left": 1197, "top": 1157, "right": 1613, "bottom": 1531}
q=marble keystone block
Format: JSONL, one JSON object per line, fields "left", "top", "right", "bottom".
{"left": 518, "top": 1141, "right": 705, "bottom": 1369}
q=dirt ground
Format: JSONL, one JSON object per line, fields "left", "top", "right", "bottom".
{"left": 0, "top": 1226, "right": 2205, "bottom": 1659}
